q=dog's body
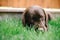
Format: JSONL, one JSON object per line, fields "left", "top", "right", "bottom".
{"left": 22, "top": 6, "right": 51, "bottom": 31}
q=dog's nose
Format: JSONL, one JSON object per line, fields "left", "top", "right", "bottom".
{"left": 38, "top": 23, "right": 47, "bottom": 31}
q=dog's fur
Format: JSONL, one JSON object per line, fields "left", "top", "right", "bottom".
{"left": 22, "top": 6, "right": 51, "bottom": 31}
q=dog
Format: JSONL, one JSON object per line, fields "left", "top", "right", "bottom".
{"left": 22, "top": 6, "right": 51, "bottom": 31}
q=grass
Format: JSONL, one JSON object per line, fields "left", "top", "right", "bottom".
{"left": 0, "top": 17, "right": 60, "bottom": 40}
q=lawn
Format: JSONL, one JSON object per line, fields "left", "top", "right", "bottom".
{"left": 0, "top": 17, "right": 60, "bottom": 40}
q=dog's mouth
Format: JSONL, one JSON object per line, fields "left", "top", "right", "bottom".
{"left": 34, "top": 24, "right": 47, "bottom": 31}
{"left": 34, "top": 25, "right": 44, "bottom": 31}
{"left": 38, "top": 28, "right": 44, "bottom": 31}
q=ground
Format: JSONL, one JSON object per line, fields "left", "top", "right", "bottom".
{"left": 0, "top": 17, "right": 60, "bottom": 40}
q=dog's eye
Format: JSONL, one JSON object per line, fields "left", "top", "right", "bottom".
{"left": 32, "top": 16, "right": 40, "bottom": 22}
{"left": 40, "top": 18, "right": 44, "bottom": 21}
{"left": 40, "top": 15, "right": 45, "bottom": 21}
{"left": 40, "top": 15, "right": 43, "bottom": 18}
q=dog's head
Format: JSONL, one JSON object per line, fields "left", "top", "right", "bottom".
{"left": 22, "top": 6, "right": 51, "bottom": 31}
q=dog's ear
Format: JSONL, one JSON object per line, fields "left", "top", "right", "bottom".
{"left": 22, "top": 9, "right": 29, "bottom": 26}
{"left": 47, "top": 12, "right": 52, "bottom": 21}
{"left": 22, "top": 10, "right": 27, "bottom": 26}
{"left": 42, "top": 9, "right": 48, "bottom": 28}
{"left": 43, "top": 9, "right": 52, "bottom": 29}
{"left": 22, "top": 12, "right": 26, "bottom": 26}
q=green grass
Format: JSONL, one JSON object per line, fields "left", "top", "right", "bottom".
{"left": 0, "top": 17, "right": 60, "bottom": 40}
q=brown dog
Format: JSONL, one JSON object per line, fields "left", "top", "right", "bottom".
{"left": 22, "top": 6, "right": 51, "bottom": 31}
